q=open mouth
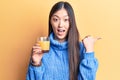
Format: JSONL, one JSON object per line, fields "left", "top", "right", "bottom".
{"left": 58, "top": 29, "right": 65, "bottom": 32}
{"left": 57, "top": 29, "right": 66, "bottom": 35}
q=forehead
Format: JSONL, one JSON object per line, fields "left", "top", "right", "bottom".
{"left": 52, "top": 8, "right": 69, "bottom": 18}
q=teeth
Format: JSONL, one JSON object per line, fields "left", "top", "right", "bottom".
{"left": 58, "top": 30, "right": 65, "bottom": 32}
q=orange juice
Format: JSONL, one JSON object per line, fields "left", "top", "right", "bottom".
{"left": 38, "top": 41, "right": 50, "bottom": 53}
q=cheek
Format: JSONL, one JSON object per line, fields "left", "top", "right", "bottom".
{"left": 65, "top": 23, "right": 70, "bottom": 31}
{"left": 51, "top": 22, "right": 58, "bottom": 30}
{"left": 51, "top": 24, "right": 58, "bottom": 32}
{"left": 52, "top": 24, "right": 57, "bottom": 29}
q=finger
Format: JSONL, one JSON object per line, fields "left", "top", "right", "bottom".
{"left": 33, "top": 49, "right": 42, "bottom": 54}
{"left": 95, "top": 37, "right": 102, "bottom": 41}
{"left": 85, "top": 35, "right": 91, "bottom": 38}
{"left": 33, "top": 49, "right": 42, "bottom": 52}
{"left": 33, "top": 46, "right": 41, "bottom": 49}
{"left": 34, "top": 43, "right": 40, "bottom": 46}
{"left": 96, "top": 37, "right": 102, "bottom": 40}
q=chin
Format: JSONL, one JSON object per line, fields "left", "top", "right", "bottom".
{"left": 57, "top": 35, "right": 67, "bottom": 41}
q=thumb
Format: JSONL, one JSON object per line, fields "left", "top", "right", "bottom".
{"left": 94, "top": 37, "right": 102, "bottom": 41}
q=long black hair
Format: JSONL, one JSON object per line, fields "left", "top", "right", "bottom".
{"left": 48, "top": 1, "right": 80, "bottom": 80}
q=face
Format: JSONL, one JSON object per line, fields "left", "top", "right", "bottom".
{"left": 50, "top": 8, "right": 70, "bottom": 42}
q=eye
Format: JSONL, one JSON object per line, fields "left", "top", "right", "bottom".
{"left": 53, "top": 18, "right": 58, "bottom": 22}
{"left": 64, "top": 19, "right": 69, "bottom": 22}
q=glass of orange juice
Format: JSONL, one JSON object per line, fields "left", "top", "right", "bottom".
{"left": 37, "top": 37, "right": 50, "bottom": 53}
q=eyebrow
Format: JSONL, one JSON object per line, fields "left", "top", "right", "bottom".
{"left": 52, "top": 15, "right": 69, "bottom": 18}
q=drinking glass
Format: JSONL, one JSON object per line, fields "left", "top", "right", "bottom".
{"left": 37, "top": 37, "right": 50, "bottom": 53}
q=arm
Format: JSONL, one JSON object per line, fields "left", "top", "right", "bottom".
{"left": 26, "top": 43, "right": 45, "bottom": 80}
{"left": 79, "top": 51, "right": 98, "bottom": 80}
{"left": 79, "top": 35, "right": 100, "bottom": 80}
{"left": 26, "top": 63, "right": 45, "bottom": 80}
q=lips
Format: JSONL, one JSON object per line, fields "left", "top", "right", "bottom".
{"left": 57, "top": 29, "right": 65, "bottom": 35}
{"left": 58, "top": 29, "right": 65, "bottom": 32}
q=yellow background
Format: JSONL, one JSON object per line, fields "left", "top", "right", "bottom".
{"left": 0, "top": 0, "right": 120, "bottom": 80}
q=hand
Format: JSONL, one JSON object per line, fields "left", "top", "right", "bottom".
{"left": 82, "top": 35, "right": 101, "bottom": 53}
{"left": 31, "top": 43, "right": 44, "bottom": 66}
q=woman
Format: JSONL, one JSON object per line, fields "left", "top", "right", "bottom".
{"left": 26, "top": 1, "right": 100, "bottom": 80}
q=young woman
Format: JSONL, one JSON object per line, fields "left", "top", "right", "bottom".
{"left": 26, "top": 1, "right": 100, "bottom": 80}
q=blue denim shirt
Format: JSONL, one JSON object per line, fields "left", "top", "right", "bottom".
{"left": 26, "top": 33, "right": 98, "bottom": 80}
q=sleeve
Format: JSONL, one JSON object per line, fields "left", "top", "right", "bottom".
{"left": 79, "top": 42, "right": 98, "bottom": 80}
{"left": 26, "top": 63, "right": 45, "bottom": 80}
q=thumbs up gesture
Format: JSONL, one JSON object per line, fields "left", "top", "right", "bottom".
{"left": 82, "top": 35, "right": 101, "bottom": 53}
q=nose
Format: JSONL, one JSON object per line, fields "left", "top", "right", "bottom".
{"left": 58, "top": 20, "right": 64, "bottom": 28}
